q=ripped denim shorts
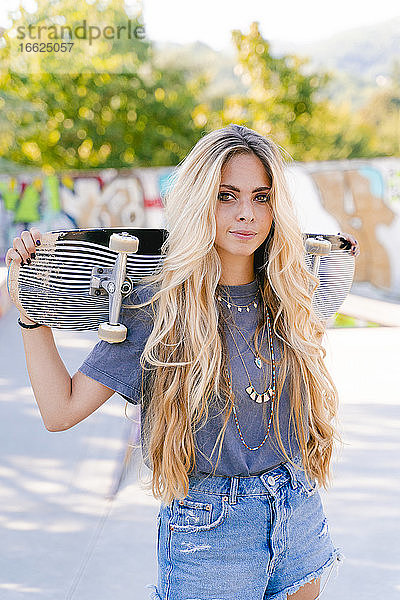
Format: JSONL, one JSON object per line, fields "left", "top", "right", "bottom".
{"left": 147, "top": 454, "right": 345, "bottom": 600}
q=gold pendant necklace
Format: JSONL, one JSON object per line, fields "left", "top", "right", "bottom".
{"left": 224, "top": 360, "right": 276, "bottom": 451}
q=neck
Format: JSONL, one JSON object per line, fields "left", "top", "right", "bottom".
{"left": 219, "top": 276, "right": 256, "bottom": 286}
{"left": 219, "top": 270, "right": 256, "bottom": 286}
{"left": 218, "top": 259, "right": 255, "bottom": 286}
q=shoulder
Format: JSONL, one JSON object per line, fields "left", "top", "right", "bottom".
{"left": 122, "top": 280, "right": 159, "bottom": 305}
{"left": 134, "top": 281, "right": 160, "bottom": 304}
{"left": 121, "top": 281, "right": 159, "bottom": 327}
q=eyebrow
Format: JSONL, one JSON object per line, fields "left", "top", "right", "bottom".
{"left": 219, "top": 184, "right": 271, "bottom": 193}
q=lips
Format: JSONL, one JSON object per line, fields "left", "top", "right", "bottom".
{"left": 230, "top": 230, "right": 257, "bottom": 237}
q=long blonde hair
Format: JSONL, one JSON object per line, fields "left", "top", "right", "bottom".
{"left": 125, "top": 124, "right": 342, "bottom": 505}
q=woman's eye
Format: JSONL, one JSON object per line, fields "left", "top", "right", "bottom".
{"left": 217, "top": 192, "right": 270, "bottom": 202}
{"left": 217, "top": 192, "right": 233, "bottom": 202}
{"left": 255, "top": 194, "right": 270, "bottom": 203}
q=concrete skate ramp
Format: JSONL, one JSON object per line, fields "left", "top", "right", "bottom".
{"left": 340, "top": 293, "right": 400, "bottom": 327}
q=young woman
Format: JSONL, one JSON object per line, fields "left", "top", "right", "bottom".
{"left": 6, "top": 124, "right": 359, "bottom": 600}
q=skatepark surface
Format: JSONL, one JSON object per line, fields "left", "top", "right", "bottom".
{"left": 0, "top": 303, "right": 399, "bottom": 599}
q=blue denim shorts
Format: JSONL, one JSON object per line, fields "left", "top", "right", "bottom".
{"left": 147, "top": 455, "right": 345, "bottom": 600}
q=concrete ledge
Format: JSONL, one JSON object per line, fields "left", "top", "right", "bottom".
{"left": 340, "top": 293, "right": 400, "bottom": 327}
{"left": 0, "top": 266, "right": 12, "bottom": 319}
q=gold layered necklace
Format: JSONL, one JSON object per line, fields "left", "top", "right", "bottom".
{"left": 216, "top": 286, "right": 276, "bottom": 403}
{"left": 217, "top": 290, "right": 266, "bottom": 370}
{"left": 224, "top": 310, "right": 276, "bottom": 404}
{"left": 216, "top": 284, "right": 277, "bottom": 451}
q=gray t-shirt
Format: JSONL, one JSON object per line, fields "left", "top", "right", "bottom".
{"left": 78, "top": 279, "right": 306, "bottom": 476}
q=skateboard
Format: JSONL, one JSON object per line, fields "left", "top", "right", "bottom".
{"left": 7, "top": 228, "right": 168, "bottom": 342}
{"left": 7, "top": 229, "right": 354, "bottom": 342}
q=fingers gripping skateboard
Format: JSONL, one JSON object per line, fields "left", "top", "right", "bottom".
{"left": 91, "top": 233, "right": 139, "bottom": 343}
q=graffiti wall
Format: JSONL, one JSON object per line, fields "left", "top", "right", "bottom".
{"left": 0, "top": 166, "right": 171, "bottom": 260}
{"left": 286, "top": 157, "right": 400, "bottom": 296}
{"left": 1, "top": 158, "right": 400, "bottom": 296}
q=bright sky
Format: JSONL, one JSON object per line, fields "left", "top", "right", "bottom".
{"left": 1, "top": 0, "right": 399, "bottom": 49}
{"left": 143, "top": 0, "right": 400, "bottom": 49}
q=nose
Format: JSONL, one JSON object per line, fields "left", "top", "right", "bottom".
{"left": 236, "top": 198, "right": 255, "bottom": 221}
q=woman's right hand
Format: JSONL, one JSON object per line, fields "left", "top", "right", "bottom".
{"left": 5, "top": 228, "right": 43, "bottom": 325}
{"left": 5, "top": 227, "right": 42, "bottom": 268}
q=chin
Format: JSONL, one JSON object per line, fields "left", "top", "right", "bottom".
{"left": 229, "top": 247, "right": 256, "bottom": 257}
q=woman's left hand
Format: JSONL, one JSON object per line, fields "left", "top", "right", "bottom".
{"left": 338, "top": 232, "right": 360, "bottom": 258}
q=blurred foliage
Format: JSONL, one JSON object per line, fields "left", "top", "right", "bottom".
{"left": 333, "top": 313, "right": 380, "bottom": 328}
{"left": 0, "top": 0, "right": 207, "bottom": 170}
{"left": 1, "top": 0, "right": 150, "bottom": 75}
{"left": 199, "top": 23, "right": 378, "bottom": 161}
{"left": 0, "top": 9, "right": 398, "bottom": 171}
{"left": 0, "top": 69, "right": 207, "bottom": 170}
{"left": 359, "top": 61, "right": 400, "bottom": 157}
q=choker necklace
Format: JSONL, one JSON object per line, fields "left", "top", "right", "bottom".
{"left": 217, "top": 293, "right": 259, "bottom": 313}
{"left": 217, "top": 287, "right": 260, "bottom": 312}
{"left": 217, "top": 287, "right": 265, "bottom": 368}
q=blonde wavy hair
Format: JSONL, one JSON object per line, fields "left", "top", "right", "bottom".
{"left": 124, "top": 124, "right": 342, "bottom": 506}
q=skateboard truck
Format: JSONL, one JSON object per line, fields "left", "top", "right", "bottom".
{"left": 305, "top": 236, "right": 332, "bottom": 277}
{"left": 89, "top": 232, "right": 139, "bottom": 343}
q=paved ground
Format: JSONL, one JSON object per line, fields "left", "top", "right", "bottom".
{"left": 0, "top": 304, "right": 399, "bottom": 599}
{"left": 0, "top": 305, "right": 159, "bottom": 600}
{"left": 322, "top": 325, "right": 400, "bottom": 599}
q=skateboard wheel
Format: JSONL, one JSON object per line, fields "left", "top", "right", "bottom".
{"left": 109, "top": 233, "right": 139, "bottom": 253}
{"left": 305, "top": 238, "right": 331, "bottom": 256}
{"left": 98, "top": 322, "right": 127, "bottom": 343}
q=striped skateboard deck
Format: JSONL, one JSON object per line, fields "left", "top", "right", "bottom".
{"left": 7, "top": 229, "right": 354, "bottom": 332}
{"left": 7, "top": 228, "right": 167, "bottom": 331}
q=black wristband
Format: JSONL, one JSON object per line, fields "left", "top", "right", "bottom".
{"left": 18, "top": 317, "right": 43, "bottom": 329}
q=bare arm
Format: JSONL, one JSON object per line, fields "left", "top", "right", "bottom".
{"left": 19, "top": 319, "right": 115, "bottom": 430}
{"left": 6, "top": 228, "right": 115, "bottom": 431}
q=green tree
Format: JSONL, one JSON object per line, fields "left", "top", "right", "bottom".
{"left": 359, "top": 60, "right": 400, "bottom": 156}
{"left": 0, "top": 0, "right": 207, "bottom": 171}
{"left": 203, "top": 22, "right": 376, "bottom": 161}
